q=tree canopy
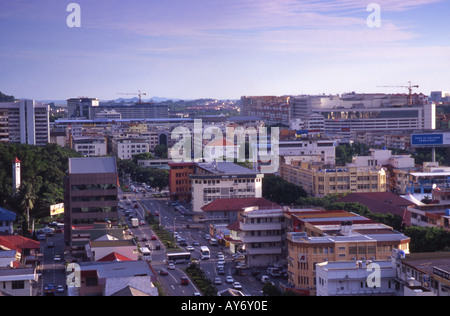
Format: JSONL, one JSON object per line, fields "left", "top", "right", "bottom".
{"left": 0, "top": 143, "right": 82, "bottom": 218}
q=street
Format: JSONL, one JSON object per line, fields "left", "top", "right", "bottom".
{"left": 123, "top": 186, "right": 268, "bottom": 296}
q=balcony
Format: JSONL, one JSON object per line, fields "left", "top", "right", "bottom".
{"left": 247, "top": 247, "right": 282, "bottom": 255}
{"left": 239, "top": 222, "right": 282, "bottom": 231}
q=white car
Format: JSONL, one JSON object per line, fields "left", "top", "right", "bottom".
{"left": 186, "top": 246, "right": 194, "bottom": 251}
{"left": 226, "top": 276, "right": 234, "bottom": 284}
{"left": 167, "top": 263, "right": 175, "bottom": 270}
{"left": 233, "top": 282, "right": 242, "bottom": 289}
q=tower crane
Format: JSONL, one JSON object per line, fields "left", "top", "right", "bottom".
{"left": 117, "top": 90, "right": 147, "bottom": 104}
{"left": 377, "top": 81, "right": 419, "bottom": 106}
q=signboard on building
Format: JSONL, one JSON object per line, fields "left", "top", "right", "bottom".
{"left": 50, "top": 203, "right": 64, "bottom": 216}
{"left": 411, "top": 132, "right": 450, "bottom": 147}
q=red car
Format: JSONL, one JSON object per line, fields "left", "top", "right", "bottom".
{"left": 180, "top": 277, "right": 189, "bottom": 285}
{"left": 151, "top": 235, "right": 157, "bottom": 240}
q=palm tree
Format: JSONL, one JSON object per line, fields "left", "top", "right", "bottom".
{"left": 19, "top": 182, "right": 37, "bottom": 232}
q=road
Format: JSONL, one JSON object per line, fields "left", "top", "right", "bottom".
{"left": 122, "top": 186, "right": 268, "bottom": 296}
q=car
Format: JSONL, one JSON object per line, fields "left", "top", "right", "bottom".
{"left": 233, "top": 282, "right": 242, "bottom": 290}
{"left": 186, "top": 246, "right": 194, "bottom": 251}
{"left": 180, "top": 277, "right": 189, "bottom": 285}
{"left": 54, "top": 254, "right": 61, "bottom": 262}
{"left": 217, "top": 267, "right": 225, "bottom": 275}
{"left": 226, "top": 276, "right": 234, "bottom": 283}
{"left": 155, "top": 244, "right": 161, "bottom": 250}
{"left": 217, "top": 260, "right": 225, "bottom": 266}
{"left": 214, "top": 277, "right": 222, "bottom": 285}
{"left": 154, "top": 211, "right": 159, "bottom": 217}
{"left": 57, "top": 285, "right": 65, "bottom": 293}
{"left": 151, "top": 235, "right": 157, "bottom": 240}
{"left": 141, "top": 237, "right": 148, "bottom": 242}
{"left": 140, "top": 220, "right": 146, "bottom": 226}
{"left": 192, "top": 241, "right": 200, "bottom": 246}
{"left": 205, "top": 234, "right": 210, "bottom": 240}
{"left": 167, "top": 263, "right": 175, "bottom": 270}
{"left": 44, "top": 284, "right": 55, "bottom": 296}
{"left": 159, "top": 269, "right": 169, "bottom": 276}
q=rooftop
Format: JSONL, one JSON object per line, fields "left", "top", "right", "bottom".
{"left": 0, "top": 207, "right": 16, "bottom": 222}
{"left": 69, "top": 156, "right": 117, "bottom": 174}
{"left": 202, "top": 197, "right": 280, "bottom": 212}
{"left": 197, "top": 162, "right": 259, "bottom": 175}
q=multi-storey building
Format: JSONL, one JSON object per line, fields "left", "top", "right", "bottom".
{"left": 64, "top": 157, "right": 119, "bottom": 258}
{"left": 241, "top": 96, "right": 290, "bottom": 125}
{"left": 280, "top": 160, "right": 386, "bottom": 197}
{"left": 168, "top": 162, "right": 195, "bottom": 202}
{"left": 111, "top": 137, "right": 150, "bottom": 160}
{"left": 190, "top": 162, "right": 264, "bottom": 221}
{"left": 71, "top": 136, "right": 107, "bottom": 157}
{"left": 0, "top": 100, "right": 50, "bottom": 145}
{"left": 285, "top": 209, "right": 410, "bottom": 295}
{"left": 67, "top": 97, "right": 100, "bottom": 119}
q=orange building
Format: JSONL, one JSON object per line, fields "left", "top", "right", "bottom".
{"left": 168, "top": 162, "right": 195, "bottom": 202}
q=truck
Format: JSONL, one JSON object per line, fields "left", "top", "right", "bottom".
{"left": 131, "top": 218, "right": 139, "bottom": 228}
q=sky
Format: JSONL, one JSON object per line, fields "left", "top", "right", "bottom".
{"left": 0, "top": 0, "right": 449, "bottom": 101}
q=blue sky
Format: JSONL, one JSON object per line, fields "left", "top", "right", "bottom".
{"left": 0, "top": 0, "right": 449, "bottom": 101}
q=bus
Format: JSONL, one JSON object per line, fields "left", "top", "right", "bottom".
{"left": 200, "top": 246, "right": 210, "bottom": 260}
{"left": 166, "top": 252, "right": 191, "bottom": 264}
{"left": 141, "top": 247, "right": 152, "bottom": 261}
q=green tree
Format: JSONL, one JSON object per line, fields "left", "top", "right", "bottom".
{"left": 18, "top": 182, "right": 37, "bottom": 232}
{"left": 263, "top": 174, "right": 308, "bottom": 205}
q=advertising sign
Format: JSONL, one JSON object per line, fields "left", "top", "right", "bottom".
{"left": 50, "top": 203, "right": 64, "bottom": 216}
{"left": 411, "top": 133, "right": 450, "bottom": 147}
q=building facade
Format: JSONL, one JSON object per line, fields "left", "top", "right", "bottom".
{"left": 0, "top": 100, "right": 50, "bottom": 145}
{"left": 64, "top": 157, "right": 119, "bottom": 257}
{"left": 190, "top": 162, "right": 264, "bottom": 221}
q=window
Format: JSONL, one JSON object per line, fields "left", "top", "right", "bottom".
{"left": 12, "top": 281, "right": 25, "bottom": 290}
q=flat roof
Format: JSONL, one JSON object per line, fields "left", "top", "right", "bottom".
{"left": 197, "top": 162, "right": 259, "bottom": 175}
{"left": 69, "top": 156, "right": 117, "bottom": 174}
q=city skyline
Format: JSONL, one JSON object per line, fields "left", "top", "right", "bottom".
{"left": 1, "top": 0, "right": 449, "bottom": 101}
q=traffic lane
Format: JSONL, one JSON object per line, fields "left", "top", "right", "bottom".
{"left": 154, "top": 263, "right": 199, "bottom": 296}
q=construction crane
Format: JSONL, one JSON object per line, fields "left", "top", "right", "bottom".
{"left": 117, "top": 90, "right": 147, "bottom": 104}
{"left": 377, "top": 81, "right": 419, "bottom": 106}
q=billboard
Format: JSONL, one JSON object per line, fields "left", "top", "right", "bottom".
{"left": 50, "top": 203, "right": 64, "bottom": 216}
{"left": 411, "top": 133, "right": 450, "bottom": 147}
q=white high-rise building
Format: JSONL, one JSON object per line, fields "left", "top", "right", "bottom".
{"left": 0, "top": 100, "right": 50, "bottom": 146}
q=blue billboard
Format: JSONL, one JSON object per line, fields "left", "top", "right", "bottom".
{"left": 411, "top": 133, "right": 444, "bottom": 146}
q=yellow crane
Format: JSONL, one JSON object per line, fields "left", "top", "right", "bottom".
{"left": 117, "top": 90, "right": 147, "bottom": 104}
{"left": 377, "top": 81, "right": 419, "bottom": 105}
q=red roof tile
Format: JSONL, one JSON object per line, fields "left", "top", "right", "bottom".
{"left": 97, "top": 252, "right": 133, "bottom": 262}
{"left": 0, "top": 235, "right": 40, "bottom": 252}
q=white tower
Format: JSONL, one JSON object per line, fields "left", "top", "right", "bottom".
{"left": 12, "top": 157, "right": 21, "bottom": 192}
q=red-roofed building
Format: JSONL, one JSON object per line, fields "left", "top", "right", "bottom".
{"left": 337, "top": 192, "right": 413, "bottom": 225}
{"left": 97, "top": 252, "right": 133, "bottom": 262}
{"left": 201, "top": 197, "right": 281, "bottom": 224}
{"left": 0, "top": 235, "right": 40, "bottom": 266}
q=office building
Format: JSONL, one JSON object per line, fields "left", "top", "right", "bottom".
{"left": 64, "top": 157, "right": 119, "bottom": 258}
{"left": 241, "top": 96, "right": 290, "bottom": 125}
{"left": 0, "top": 100, "right": 50, "bottom": 145}
{"left": 67, "top": 97, "right": 100, "bottom": 119}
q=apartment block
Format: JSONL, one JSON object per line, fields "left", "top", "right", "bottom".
{"left": 67, "top": 97, "right": 99, "bottom": 119}
{"left": 190, "top": 162, "right": 264, "bottom": 221}
{"left": 285, "top": 209, "right": 410, "bottom": 295}
{"left": 280, "top": 160, "right": 386, "bottom": 197}
{"left": 0, "top": 100, "right": 50, "bottom": 145}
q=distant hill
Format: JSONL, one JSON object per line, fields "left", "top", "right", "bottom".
{"left": 0, "top": 91, "right": 15, "bottom": 102}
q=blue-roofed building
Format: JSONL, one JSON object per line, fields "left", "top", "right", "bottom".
{"left": 0, "top": 207, "right": 16, "bottom": 235}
